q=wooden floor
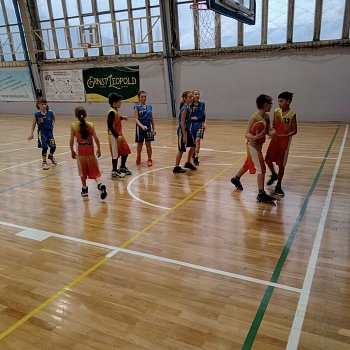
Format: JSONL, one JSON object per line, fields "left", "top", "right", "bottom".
{"left": 0, "top": 114, "right": 349, "bottom": 350}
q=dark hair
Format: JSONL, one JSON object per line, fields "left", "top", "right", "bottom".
{"left": 278, "top": 91, "right": 293, "bottom": 101}
{"left": 138, "top": 90, "right": 147, "bottom": 97}
{"left": 179, "top": 90, "right": 192, "bottom": 108}
{"left": 74, "top": 107, "right": 89, "bottom": 140}
{"left": 37, "top": 98, "right": 47, "bottom": 104}
{"left": 108, "top": 92, "right": 123, "bottom": 106}
{"left": 256, "top": 94, "right": 272, "bottom": 109}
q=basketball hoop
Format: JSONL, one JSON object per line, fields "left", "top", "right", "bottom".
{"left": 190, "top": 1, "right": 219, "bottom": 48}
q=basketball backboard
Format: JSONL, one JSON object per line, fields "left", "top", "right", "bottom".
{"left": 206, "top": 0, "right": 256, "bottom": 25}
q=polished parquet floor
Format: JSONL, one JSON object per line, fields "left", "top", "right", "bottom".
{"left": 0, "top": 114, "right": 349, "bottom": 350}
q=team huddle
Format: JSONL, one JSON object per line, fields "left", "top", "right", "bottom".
{"left": 27, "top": 90, "right": 296, "bottom": 204}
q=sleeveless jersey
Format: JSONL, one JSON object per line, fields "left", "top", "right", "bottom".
{"left": 178, "top": 104, "right": 191, "bottom": 130}
{"left": 34, "top": 110, "right": 55, "bottom": 130}
{"left": 273, "top": 108, "right": 296, "bottom": 135}
{"left": 135, "top": 104, "right": 152, "bottom": 123}
{"left": 191, "top": 101, "right": 206, "bottom": 124}
{"left": 248, "top": 112, "right": 270, "bottom": 146}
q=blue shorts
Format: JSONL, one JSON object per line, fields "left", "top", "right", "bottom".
{"left": 192, "top": 123, "right": 205, "bottom": 140}
{"left": 177, "top": 128, "right": 195, "bottom": 152}
{"left": 135, "top": 124, "right": 155, "bottom": 143}
{"left": 38, "top": 129, "right": 56, "bottom": 149}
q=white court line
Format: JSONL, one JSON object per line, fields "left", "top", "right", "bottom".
{"left": 0, "top": 134, "right": 71, "bottom": 147}
{"left": 127, "top": 163, "right": 232, "bottom": 210}
{"left": 0, "top": 151, "right": 70, "bottom": 172}
{"left": 286, "top": 125, "right": 349, "bottom": 350}
{"left": 0, "top": 220, "right": 301, "bottom": 293}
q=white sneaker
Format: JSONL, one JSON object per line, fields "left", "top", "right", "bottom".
{"left": 42, "top": 161, "right": 49, "bottom": 170}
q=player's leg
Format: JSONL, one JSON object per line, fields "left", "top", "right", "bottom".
{"left": 145, "top": 142, "right": 152, "bottom": 166}
{"left": 136, "top": 142, "right": 143, "bottom": 165}
{"left": 81, "top": 176, "right": 88, "bottom": 197}
{"left": 275, "top": 165, "right": 285, "bottom": 196}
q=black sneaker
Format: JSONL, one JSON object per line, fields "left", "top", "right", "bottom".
{"left": 173, "top": 166, "right": 186, "bottom": 173}
{"left": 98, "top": 184, "right": 107, "bottom": 200}
{"left": 48, "top": 154, "right": 57, "bottom": 165}
{"left": 267, "top": 173, "right": 278, "bottom": 186}
{"left": 120, "top": 167, "right": 132, "bottom": 175}
{"left": 275, "top": 186, "right": 285, "bottom": 196}
{"left": 231, "top": 177, "right": 243, "bottom": 191}
{"left": 184, "top": 162, "right": 197, "bottom": 171}
{"left": 257, "top": 191, "right": 276, "bottom": 203}
{"left": 193, "top": 157, "right": 199, "bottom": 166}
{"left": 81, "top": 186, "right": 88, "bottom": 197}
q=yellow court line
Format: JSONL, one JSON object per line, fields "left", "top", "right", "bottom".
{"left": 0, "top": 157, "right": 243, "bottom": 340}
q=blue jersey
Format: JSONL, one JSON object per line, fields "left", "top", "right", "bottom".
{"left": 191, "top": 101, "right": 206, "bottom": 124}
{"left": 34, "top": 110, "right": 55, "bottom": 131}
{"left": 178, "top": 104, "right": 191, "bottom": 130}
{"left": 135, "top": 104, "right": 152, "bottom": 123}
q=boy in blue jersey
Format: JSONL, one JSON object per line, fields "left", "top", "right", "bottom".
{"left": 191, "top": 90, "right": 206, "bottom": 165}
{"left": 28, "top": 98, "right": 57, "bottom": 170}
{"left": 134, "top": 90, "right": 156, "bottom": 167}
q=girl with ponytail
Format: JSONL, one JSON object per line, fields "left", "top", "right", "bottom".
{"left": 69, "top": 107, "right": 107, "bottom": 199}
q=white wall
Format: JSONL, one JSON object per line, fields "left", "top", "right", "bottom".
{"left": 1, "top": 47, "right": 349, "bottom": 121}
{"left": 174, "top": 47, "right": 350, "bottom": 122}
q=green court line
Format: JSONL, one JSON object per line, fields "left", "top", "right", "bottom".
{"left": 241, "top": 126, "right": 340, "bottom": 350}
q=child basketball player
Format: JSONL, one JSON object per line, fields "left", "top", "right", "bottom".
{"left": 230, "top": 94, "right": 276, "bottom": 203}
{"left": 265, "top": 91, "right": 297, "bottom": 196}
{"left": 27, "top": 98, "right": 57, "bottom": 170}
{"left": 69, "top": 107, "right": 107, "bottom": 199}
{"left": 191, "top": 89, "right": 206, "bottom": 165}
{"left": 173, "top": 91, "right": 196, "bottom": 173}
{"left": 134, "top": 90, "right": 156, "bottom": 167}
{"left": 107, "top": 92, "right": 131, "bottom": 177}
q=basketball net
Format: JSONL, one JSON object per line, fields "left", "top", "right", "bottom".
{"left": 190, "top": 1, "right": 219, "bottom": 48}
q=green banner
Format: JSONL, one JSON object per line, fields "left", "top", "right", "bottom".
{"left": 83, "top": 66, "right": 139, "bottom": 102}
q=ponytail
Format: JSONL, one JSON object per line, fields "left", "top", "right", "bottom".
{"left": 74, "top": 107, "right": 89, "bottom": 140}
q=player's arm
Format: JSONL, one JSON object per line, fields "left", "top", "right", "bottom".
{"left": 92, "top": 126, "right": 101, "bottom": 157}
{"left": 268, "top": 113, "right": 277, "bottom": 136}
{"left": 134, "top": 107, "right": 147, "bottom": 130}
{"left": 27, "top": 116, "right": 37, "bottom": 140}
{"left": 69, "top": 126, "right": 76, "bottom": 159}
{"left": 107, "top": 111, "right": 120, "bottom": 139}
{"left": 289, "top": 114, "right": 297, "bottom": 136}
{"left": 180, "top": 109, "right": 187, "bottom": 143}
{"left": 150, "top": 113, "right": 156, "bottom": 134}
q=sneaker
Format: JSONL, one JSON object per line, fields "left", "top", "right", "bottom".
{"left": 193, "top": 157, "right": 199, "bottom": 166}
{"left": 136, "top": 155, "right": 141, "bottom": 165}
{"left": 267, "top": 173, "right": 278, "bottom": 186}
{"left": 120, "top": 167, "right": 132, "bottom": 176}
{"left": 48, "top": 154, "right": 57, "bottom": 165}
{"left": 230, "top": 177, "right": 243, "bottom": 191}
{"left": 81, "top": 186, "right": 88, "bottom": 197}
{"left": 111, "top": 170, "right": 125, "bottom": 178}
{"left": 184, "top": 162, "right": 197, "bottom": 171}
{"left": 42, "top": 161, "right": 49, "bottom": 170}
{"left": 173, "top": 166, "right": 186, "bottom": 173}
{"left": 275, "top": 185, "right": 285, "bottom": 196}
{"left": 98, "top": 184, "right": 107, "bottom": 200}
{"left": 147, "top": 159, "right": 153, "bottom": 167}
{"left": 257, "top": 191, "right": 276, "bottom": 203}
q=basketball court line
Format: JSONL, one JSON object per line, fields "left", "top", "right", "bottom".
{"left": 0, "top": 220, "right": 301, "bottom": 293}
{"left": 286, "top": 124, "right": 348, "bottom": 350}
{"left": 0, "top": 126, "right": 345, "bottom": 345}
{"left": 127, "top": 163, "right": 232, "bottom": 210}
{"left": 241, "top": 125, "right": 344, "bottom": 349}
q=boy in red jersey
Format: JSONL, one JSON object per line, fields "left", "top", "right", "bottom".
{"left": 265, "top": 91, "right": 298, "bottom": 196}
{"left": 230, "top": 94, "right": 276, "bottom": 203}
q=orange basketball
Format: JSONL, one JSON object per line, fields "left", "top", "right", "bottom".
{"left": 251, "top": 120, "right": 266, "bottom": 135}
